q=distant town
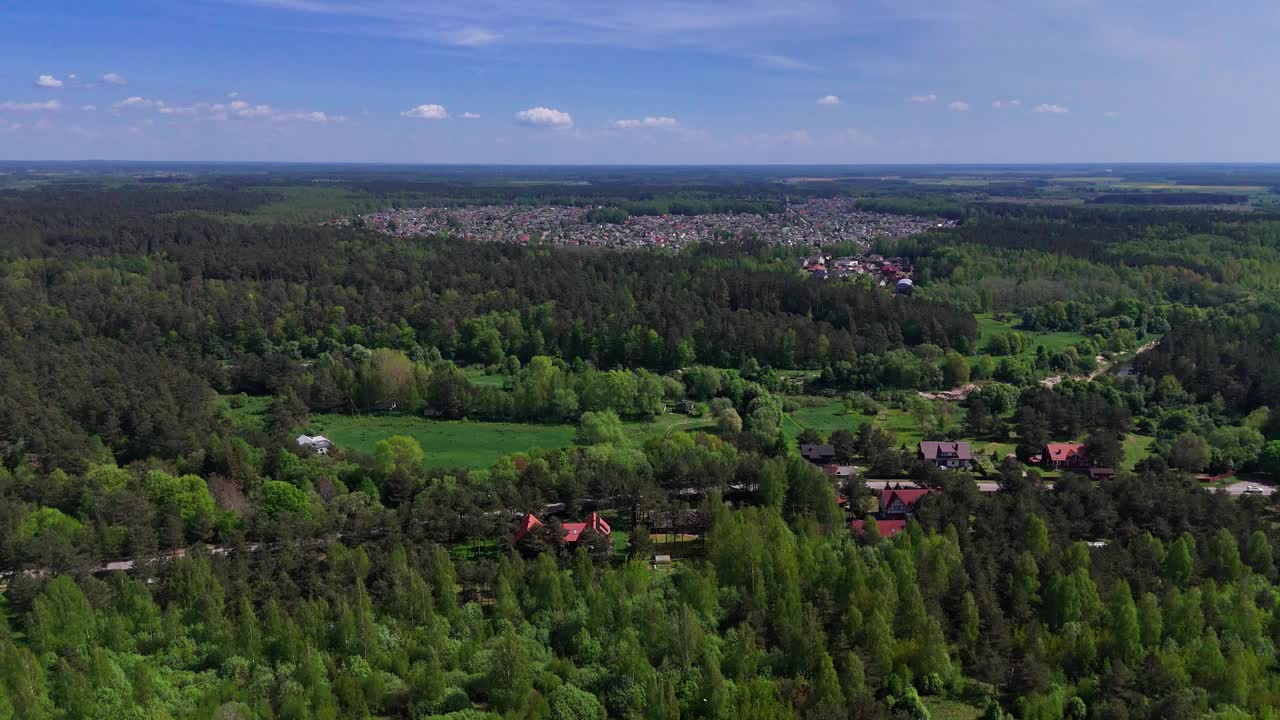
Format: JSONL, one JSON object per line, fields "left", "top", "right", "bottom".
{"left": 333, "top": 197, "right": 953, "bottom": 252}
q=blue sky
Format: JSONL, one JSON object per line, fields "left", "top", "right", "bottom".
{"left": 1, "top": 0, "right": 1277, "bottom": 163}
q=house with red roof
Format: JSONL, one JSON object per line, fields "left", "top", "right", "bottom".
{"left": 879, "top": 487, "right": 936, "bottom": 519}
{"left": 1028, "top": 442, "right": 1116, "bottom": 480}
{"left": 1034, "top": 443, "right": 1090, "bottom": 470}
{"left": 513, "top": 512, "right": 612, "bottom": 546}
{"left": 851, "top": 519, "right": 907, "bottom": 539}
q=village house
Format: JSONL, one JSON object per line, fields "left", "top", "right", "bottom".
{"left": 800, "top": 443, "right": 836, "bottom": 464}
{"left": 513, "top": 512, "right": 612, "bottom": 545}
{"left": 879, "top": 487, "right": 936, "bottom": 519}
{"left": 1029, "top": 442, "right": 1116, "bottom": 480}
{"left": 917, "top": 441, "right": 972, "bottom": 469}
{"left": 851, "top": 519, "right": 908, "bottom": 539}
{"left": 295, "top": 434, "right": 334, "bottom": 455}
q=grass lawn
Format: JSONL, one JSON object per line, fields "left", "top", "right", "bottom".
{"left": 302, "top": 411, "right": 717, "bottom": 470}
{"left": 463, "top": 367, "right": 510, "bottom": 388}
{"left": 974, "top": 313, "right": 1089, "bottom": 355}
{"left": 216, "top": 394, "right": 272, "bottom": 432}
{"left": 785, "top": 398, "right": 966, "bottom": 449}
{"left": 1122, "top": 434, "right": 1156, "bottom": 470}
{"left": 306, "top": 413, "right": 579, "bottom": 469}
{"left": 923, "top": 698, "right": 981, "bottom": 720}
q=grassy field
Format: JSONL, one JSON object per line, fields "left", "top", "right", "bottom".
{"left": 924, "top": 698, "right": 981, "bottom": 720}
{"left": 1122, "top": 434, "right": 1156, "bottom": 470}
{"left": 216, "top": 394, "right": 272, "bottom": 432}
{"left": 974, "top": 313, "right": 1090, "bottom": 354}
{"left": 463, "top": 367, "right": 511, "bottom": 388}
{"left": 785, "top": 399, "right": 965, "bottom": 449}
{"left": 301, "top": 411, "right": 715, "bottom": 470}
{"left": 305, "top": 414, "right": 577, "bottom": 469}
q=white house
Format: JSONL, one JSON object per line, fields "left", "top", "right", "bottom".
{"left": 296, "top": 434, "right": 334, "bottom": 455}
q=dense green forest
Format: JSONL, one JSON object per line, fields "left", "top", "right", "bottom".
{"left": 4, "top": 167, "right": 1280, "bottom": 720}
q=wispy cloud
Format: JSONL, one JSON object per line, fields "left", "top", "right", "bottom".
{"left": 114, "top": 95, "right": 340, "bottom": 123}
{"left": 461, "top": 111, "right": 481, "bottom": 119}
{"left": 816, "top": 95, "right": 841, "bottom": 106}
{"left": 36, "top": 74, "right": 64, "bottom": 88}
{"left": 515, "top": 106, "right": 573, "bottom": 128}
{"left": 612, "top": 116, "right": 678, "bottom": 129}
{"left": 735, "top": 129, "right": 811, "bottom": 147}
{"left": 910, "top": 93, "right": 937, "bottom": 103}
{"left": 992, "top": 99, "right": 1021, "bottom": 109}
{"left": 948, "top": 100, "right": 971, "bottom": 112}
{"left": 401, "top": 103, "right": 449, "bottom": 120}
{"left": 0, "top": 99, "right": 61, "bottom": 111}
{"left": 754, "top": 54, "right": 816, "bottom": 71}
{"left": 447, "top": 27, "right": 500, "bottom": 46}
{"left": 101, "top": 73, "right": 128, "bottom": 86}
{"left": 1032, "top": 103, "right": 1069, "bottom": 114}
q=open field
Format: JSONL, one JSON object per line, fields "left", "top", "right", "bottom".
{"left": 463, "top": 367, "right": 511, "bottom": 388}
{"left": 306, "top": 414, "right": 577, "bottom": 469}
{"left": 302, "top": 410, "right": 715, "bottom": 469}
{"left": 1122, "top": 434, "right": 1156, "bottom": 470}
{"left": 216, "top": 393, "right": 272, "bottom": 432}
{"left": 974, "top": 313, "right": 1090, "bottom": 354}
{"left": 785, "top": 398, "right": 965, "bottom": 448}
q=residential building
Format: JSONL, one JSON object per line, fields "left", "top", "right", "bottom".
{"left": 879, "top": 487, "right": 935, "bottom": 519}
{"left": 917, "top": 441, "right": 972, "bottom": 469}
{"left": 296, "top": 434, "right": 334, "bottom": 455}
{"left": 513, "top": 512, "right": 612, "bottom": 545}
{"left": 801, "top": 443, "right": 836, "bottom": 464}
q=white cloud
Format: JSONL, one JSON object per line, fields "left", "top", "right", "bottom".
{"left": 992, "top": 99, "right": 1021, "bottom": 109}
{"left": 36, "top": 74, "right": 64, "bottom": 88}
{"left": 909, "top": 93, "right": 937, "bottom": 103}
{"left": 448, "top": 27, "right": 499, "bottom": 46}
{"left": 515, "top": 106, "right": 573, "bottom": 128}
{"left": 81, "top": 104, "right": 97, "bottom": 112}
{"left": 816, "top": 95, "right": 841, "bottom": 106}
{"left": 461, "top": 111, "right": 481, "bottom": 119}
{"left": 948, "top": 101, "right": 971, "bottom": 112}
{"left": 755, "top": 54, "right": 816, "bottom": 71}
{"left": 114, "top": 96, "right": 165, "bottom": 110}
{"left": 113, "top": 95, "right": 338, "bottom": 123}
{"left": 1033, "top": 103, "right": 1069, "bottom": 113}
{"left": 612, "top": 116, "right": 678, "bottom": 129}
{"left": 0, "top": 99, "right": 61, "bottom": 111}
{"left": 401, "top": 103, "right": 449, "bottom": 120}
{"left": 102, "top": 73, "right": 128, "bottom": 86}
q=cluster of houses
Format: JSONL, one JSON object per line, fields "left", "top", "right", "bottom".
{"left": 506, "top": 438, "right": 1116, "bottom": 553}
{"left": 801, "top": 253, "right": 914, "bottom": 291}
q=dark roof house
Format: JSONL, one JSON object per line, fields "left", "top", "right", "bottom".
{"left": 800, "top": 444, "right": 836, "bottom": 464}
{"left": 917, "top": 441, "right": 972, "bottom": 469}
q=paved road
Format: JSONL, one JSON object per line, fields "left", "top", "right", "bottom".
{"left": 868, "top": 479, "right": 1000, "bottom": 493}
{"left": 1210, "top": 482, "right": 1277, "bottom": 496}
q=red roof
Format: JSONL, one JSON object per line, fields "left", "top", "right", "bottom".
{"left": 1045, "top": 443, "right": 1086, "bottom": 461}
{"left": 513, "top": 512, "right": 611, "bottom": 545}
{"left": 851, "top": 519, "right": 907, "bottom": 538}
{"left": 880, "top": 488, "right": 933, "bottom": 508}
